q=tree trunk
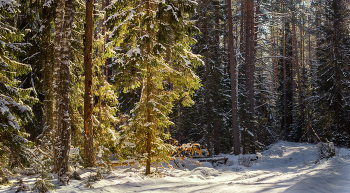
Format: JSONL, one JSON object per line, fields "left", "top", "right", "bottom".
{"left": 145, "top": 0, "right": 152, "bottom": 175}
{"left": 333, "top": 0, "right": 341, "bottom": 136}
{"left": 307, "top": 23, "right": 311, "bottom": 142}
{"left": 84, "top": 0, "right": 95, "bottom": 167}
{"left": 146, "top": 70, "right": 152, "bottom": 175}
{"left": 213, "top": 0, "right": 220, "bottom": 155}
{"left": 53, "top": 0, "right": 66, "bottom": 174}
{"left": 227, "top": 0, "right": 239, "bottom": 155}
{"left": 240, "top": 0, "right": 245, "bottom": 54}
{"left": 292, "top": 12, "right": 297, "bottom": 121}
{"left": 42, "top": 2, "right": 54, "bottom": 150}
{"left": 56, "top": 0, "right": 74, "bottom": 185}
{"left": 282, "top": 2, "right": 287, "bottom": 137}
{"left": 203, "top": 0, "right": 211, "bottom": 154}
{"left": 298, "top": 14, "right": 305, "bottom": 134}
{"left": 245, "top": 0, "right": 255, "bottom": 153}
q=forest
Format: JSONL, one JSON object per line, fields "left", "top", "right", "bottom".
{"left": 1, "top": 0, "right": 350, "bottom": 192}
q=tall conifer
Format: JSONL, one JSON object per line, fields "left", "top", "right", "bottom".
{"left": 106, "top": 0, "right": 203, "bottom": 174}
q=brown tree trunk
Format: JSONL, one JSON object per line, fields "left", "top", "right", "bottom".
{"left": 53, "top": 0, "right": 66, "bottom": 174}
{"left": 213, "top": 0, "right": 220, "bottom": 155}
{"left": 57, "top": 0, "right": 74, "bottom": 185}
{"left": 145, "top": 0, "right": 152, "bottom": 175}
{"left": 298, "top": 14, "right": 305, "bottom": 133}
{"left": 245, "top": 0, "right": 255, "bottom": 153}
{"left": 146, "top": 69, "right": 152, "bottom": 175}
{"left": 227, "top": 0, "right": 239, "bottom": 155}
{"left": 292, "top": 12, "right": 297, "bottom": 118}
{"left": 240, "top": 0, "right": 245, "bottom": 54}
{"left": 42, "top": 2, "right": 54, "bottom": 150}
{"left": 84, "top": 0, "right": 95, "bottom": 167}
{"left": 333, "top": 0, "right": 341, "bottom": 135}
{"left": 205, "top": 0, "right": 211, "bottom": 154}
{"left": 307, "top": 23, "right": 311, "bottom": 142}
{"left": 282, "top": 2, "right": 287, "bottom": 136}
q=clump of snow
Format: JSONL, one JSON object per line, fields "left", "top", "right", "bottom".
{"left": 1, "top": 141, "right": 350, "bottom": 193}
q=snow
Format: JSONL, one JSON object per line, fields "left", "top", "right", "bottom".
{"left": 126, "top": 47, "right": 141, "bottom": 57}
{"left": 1, "top": 141, "right": 350, "bottom": 193}
{"left": 0, "top": 0, "right": 17, "bottom": 13}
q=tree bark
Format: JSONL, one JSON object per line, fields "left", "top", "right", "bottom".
{"left": 84, "top": 0, "right": 95, "bottom": 167}
{"left": 298, "top": 14, "right": 305, "bottom": 134}
{"left": 292, "top": 12, "right": 297, "bottom": 118}
{"left": 145, "top": 0, "right": 152, "bottom": 175}
{"left": 205, "top": 0, "right": 211, "bottom": 155}
{"left": 53, "top": 0, "right": 66, "bottom": 174}
{"left": 56, "top": 0, "right": 74, "bottom": 185}
{"left": 227, "top": 0, "right": 239, "bottom": 155}
{"left": 42, "top": 2, "right": 54, "bottom": 150}
{"left": 213, "top": 0, "right": 220, "bottom": 155}
{"left": 245, "top": 0, "right": 255, "bottom": 153}
{"left": 282, "top": 2, "right": 287, "bottom": 137}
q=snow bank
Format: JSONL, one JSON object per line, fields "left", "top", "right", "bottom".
{"left": 1, "top": 141, "right": 349, "bottom": 193}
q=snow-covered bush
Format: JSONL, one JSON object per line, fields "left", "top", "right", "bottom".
{"left": 82, "top": 167, "right": 105, "bottom": 188}
{"left": 238, "top": 155, "right": 256, "bottom": 167}
{"left": 31, "top": 157, "right": 56, "bottom": 193}
{"left": 0, "top": 176, "right": 11, "bottom": 186}
{"left": 316, "top": 141, "right": 335, "bottom": 163}
{"left": 69, "top": 147, "right": 83, "bottom": 170}
{"left": 32, "top": 174, "right": 56, "bottom": 193}
{"left": 15, "top": 179, "right": 30, "bottom": 192}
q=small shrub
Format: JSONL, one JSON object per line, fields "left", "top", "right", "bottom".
{"left": 82, "top": 168, "right": 105, "bottom": 189}
{"left": 238, "top": 155, "right": 254, "bottom": 167}
{"left": 15, "top": 179, "right": 30, "bottom": 193}
{"left": 0, "top": 177, "right": 11, "bottom": 186}
{"left": 69, "top": 171, "right": 81, "bottom": 180}
{"left": 226, "top": 160, "right": 234, "bottom": 166}
{"left": 32, "top": 177, "right": 56, "bottom": 193}
{"left": 31, "top": 160, "right": 56, "bottom": 193}
{"left": 316, "top": 141, "right": 335, "bottom": 163}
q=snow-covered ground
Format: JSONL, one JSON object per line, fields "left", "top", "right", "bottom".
{"left": 1, "top": 141, "right": 350, "bottom": 193}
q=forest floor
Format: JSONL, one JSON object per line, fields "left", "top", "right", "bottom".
{"left": 1, "top": 141, "right": 350, "bottom": 193}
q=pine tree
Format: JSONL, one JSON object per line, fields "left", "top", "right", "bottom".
{"left": 316, "top": 0, "right": 350, "bottom": 146}
{"left": 105, "top": 0, "right": 203, "bottom": 174}
{"left": 0, "top": 0, "right": 35, "bottom": 178}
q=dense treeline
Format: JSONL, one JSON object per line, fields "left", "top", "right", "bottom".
{"left": 0, "top": 0, "right": 349, "bottom": 185}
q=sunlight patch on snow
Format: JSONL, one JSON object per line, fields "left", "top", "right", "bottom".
{"left": 1, "top": 141, "right": 350, "bottom": 193}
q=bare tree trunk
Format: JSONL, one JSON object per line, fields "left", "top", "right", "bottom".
{"left": 282, "top": 2, "right": 287, "bottom": 137}
{"left": 53, "top": 0, "right": 66, "bottom": 173}
{"left": 204, "top": 0, "right": 211, "bottom": 154}
{"left": 333, "top": 0, "right": 341, "bottom": 136}
{"left": 245, "top": 0, "right": 255, "bottom": 153}
{"left": 227, "top": 0, "right": 239, "bottom": 155}
{"left": 307, "top": 22, "right": 311, "bottom": 142}
{"left": 292, "top": 12, "right": 297, "bottom": 120}
{"left": 42, "top": 2, "right": 54, "bottom": 150}
{"left": 84, "top": 0, "right": 95, "bottom": 167}
{"left": 56, "top": 0, "right": 74, "bottom": 185}
{"left": 146, "top": 70, "right": 152, "bottom": 175}
{"left": 240, "top": 0, "right": 245, "bottom": 55}
{"left": 213, "top": 0, "right": 220, "bottom": 155}
{"left": 298, "top": 14, "right": 305, "bottom": 134}
{"left": 145, "top": 0, "right": 152, "bottom": 175}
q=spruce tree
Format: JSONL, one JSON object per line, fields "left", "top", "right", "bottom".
{"left": 0, "top": 0, "right": 35, "bottom": 178}
{"left": 105, "top": 0, "right": 203, "bottom": 174}
{"left": 316, "top": 0, "right": 350, "bottom": 146}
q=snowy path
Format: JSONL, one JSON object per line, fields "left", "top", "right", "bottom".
{"left": 1, "top": 141, "right": 350, "bottom": 193}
